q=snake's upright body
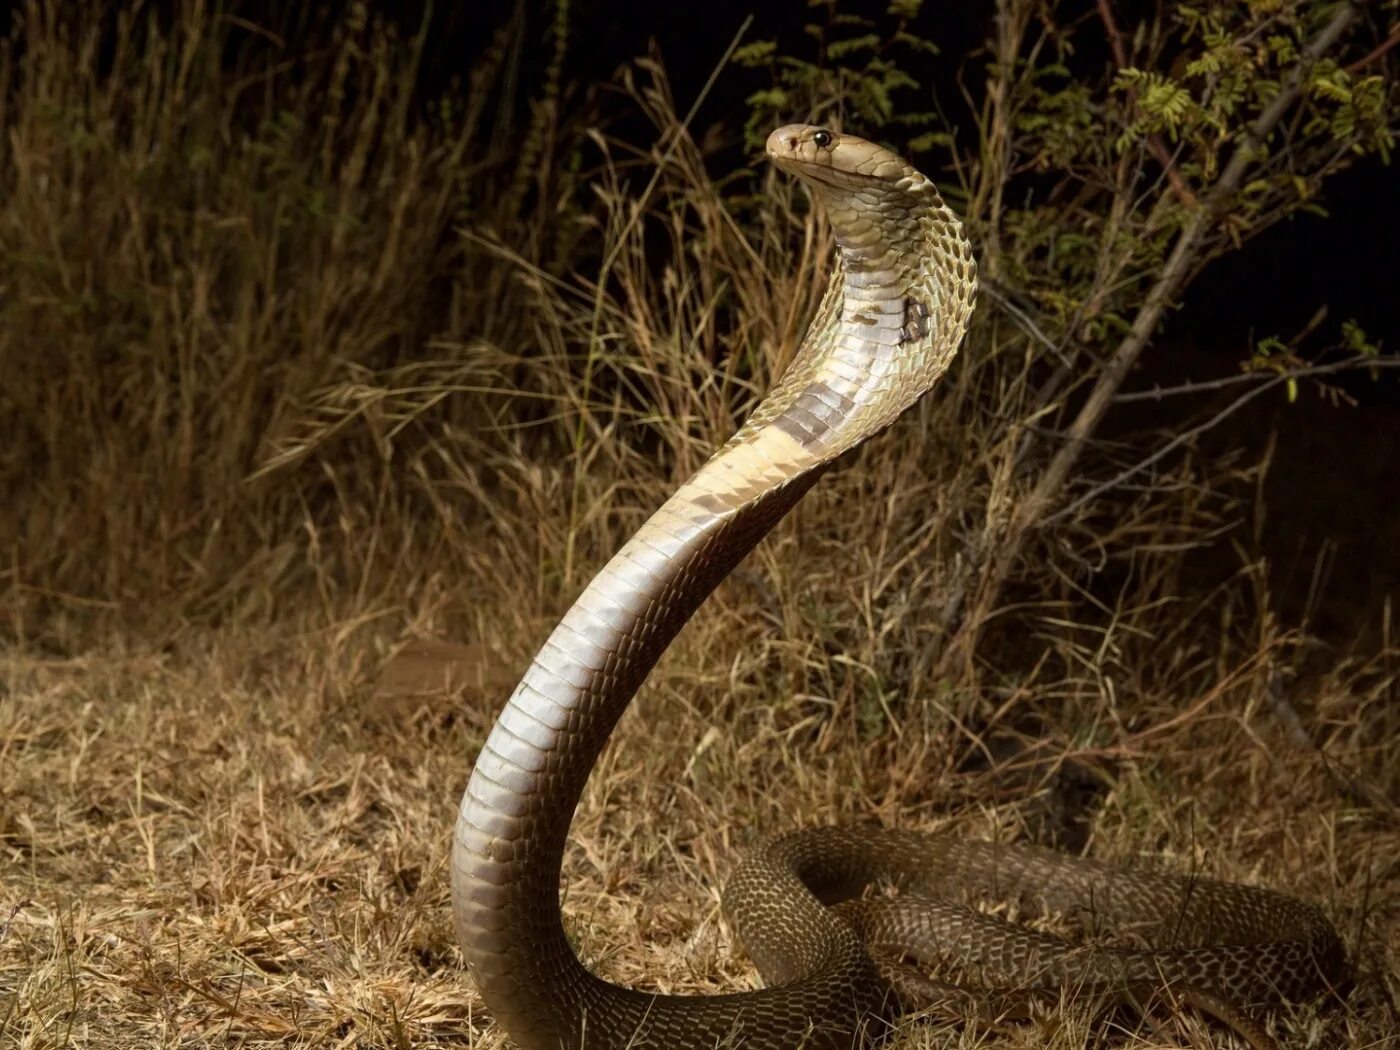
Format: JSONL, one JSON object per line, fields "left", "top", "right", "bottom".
{"left": 451, "top": 126, "right": 1344, "bottom": 1050}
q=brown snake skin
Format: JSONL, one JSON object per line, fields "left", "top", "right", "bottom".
{"left": 451, "top": 125, "right": 1346, "bottom": 1050}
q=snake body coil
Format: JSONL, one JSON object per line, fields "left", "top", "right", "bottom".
{"left": 451, "top": 125, "right": 1344, "bottom": 1050}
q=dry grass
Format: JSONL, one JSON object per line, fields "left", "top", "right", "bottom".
{"left": 2, "top": 600, "right": 1397, "bottom": 1047}
{"left": 2, "top": 2, "right": 1397, "bottom": 1048}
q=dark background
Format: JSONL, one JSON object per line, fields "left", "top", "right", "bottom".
{"left": 3, "top": 0, "right": 1390, "bottom": 347}
{"left": 363, "top": 0, "right": 1397, "bottom": 402}
{"left": 314, "top": 0, "right": 1400, "bottom": 637}
{"left": 448, "top": 0, "right": 1398, "bottom": 356}
{"left": 17, "top": 0, "right": 1389, "bottom": 633}
{"left": 12, "top": 0, "right": 1386, "bottom": 357}
{"left": 411, "top": 0, "right": 1400, "bottom": 637}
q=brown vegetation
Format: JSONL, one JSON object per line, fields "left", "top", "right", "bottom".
{"left": 2, "top": 2, "right": 1396, "bottom": 1047}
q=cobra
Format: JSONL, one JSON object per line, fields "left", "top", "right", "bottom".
{"left": 451, "top": 124, "right": 1345, "bottom": 1050}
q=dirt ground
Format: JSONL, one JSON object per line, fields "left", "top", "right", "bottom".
{"left": 3, "top": 616, "right": 1395, "bottom": 1049}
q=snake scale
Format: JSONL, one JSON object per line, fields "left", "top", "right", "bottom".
{"left": 451, "top": 125, "right": 1346, "bottom": 1049}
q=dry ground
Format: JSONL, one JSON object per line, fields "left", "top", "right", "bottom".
{"left": 2, "top": 604, "right": 1396, "bottom": 1049}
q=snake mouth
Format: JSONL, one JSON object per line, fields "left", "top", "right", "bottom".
{"left": 765, "top": 124, "right": 913, "bottom": 203}
{"left": 786, "top": 162, "right": 883, "bottom": 192}
{"left": 766, "top": 150, "right": 866, "bottom": 188}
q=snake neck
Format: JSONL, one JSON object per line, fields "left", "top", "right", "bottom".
{"left": 726, "top": 174, "right": 977, "bottom": 463}
{"left": 451, "top": 167, "right": 976, "bottom": 1046}
{"left": 451, "top": 464, "right": 825, "bottom": 1041}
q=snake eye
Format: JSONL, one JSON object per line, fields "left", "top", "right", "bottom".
{"left": 811, "top": 129, "right": 833, "bottom": 148}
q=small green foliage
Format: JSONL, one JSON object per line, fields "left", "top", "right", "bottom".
{"left": 732, "top": 5, "right": 940, "bottom": 150}
{"left": 1341, "top": 319, "right": 1381, "bottom": 357}
{"left": 826, "top": 34, "right": 880, "bottom": 60}
{"left": 732, "top": 40, "right": 778, "bottom": 67}
{"left": 1113, "top": 69, "right": 1201, "bottom": 145}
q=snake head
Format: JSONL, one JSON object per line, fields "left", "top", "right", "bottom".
{"left": 766, "top": 124, "right": 922, "bottom": 195}
{"left": 739, "top": 124, "right": 977, "bottom": 461}
{"left": 764, "top": 124, "right": 972, "bottom": 303}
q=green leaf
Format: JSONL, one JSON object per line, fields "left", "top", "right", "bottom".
{"left": 1341, "top": 320, "right": 1380, "bottom": 357}
{"left": 827, "top": 34, "right": 881, "bottom": 59}
{"left": 907, "top": 131, "right": 953, "bottom": 152}
{"left": 731, "top": 41, "right": 777, "bottom": 67}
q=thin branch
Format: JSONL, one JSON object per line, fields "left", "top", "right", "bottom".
{"left": 1267, "top": 670, "right": 1400, "bottom": 824}
{"left": 978, "top": 278, "right": 1076, "bottom": 368}
{"left": 1036, "top": 355, "right": 1400, "bottom": 521}
{"left": 1047, "top": 371, "right": 1284, "bottom": 527}
{"left": 1114, "top": 354, "right": 1400, "bottom": 403}
{"left": 1095, "top": 0, "right": 1197, "bottom": 207}
{"left": 1345, "top": 23, "right": 1400, "bottom": 73}
{"left": 1095, "top": 0, "right": 1129, "bottom": 69}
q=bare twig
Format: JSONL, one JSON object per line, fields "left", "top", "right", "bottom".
{"left": 1114, "top": 353, "right": 1400, "bottom": 403}
{"left": 1345, "top": 23, "right": 1400, "bottom": 73}
{"left": 1266, "top": 671, "right": 1400, "bottom": 825}
{"left": 0, "top": 901, "right": 28, "bottom": 947}
{"left": 1045, "top": 369, "right": 1285, "bottom": 527}
{"left": 978, "top": 278, "right": 1077, "bottom": 368}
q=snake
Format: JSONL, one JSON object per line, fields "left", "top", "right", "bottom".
{"left": 450, "top": 124, "right": 1346, "bottom": 1050}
